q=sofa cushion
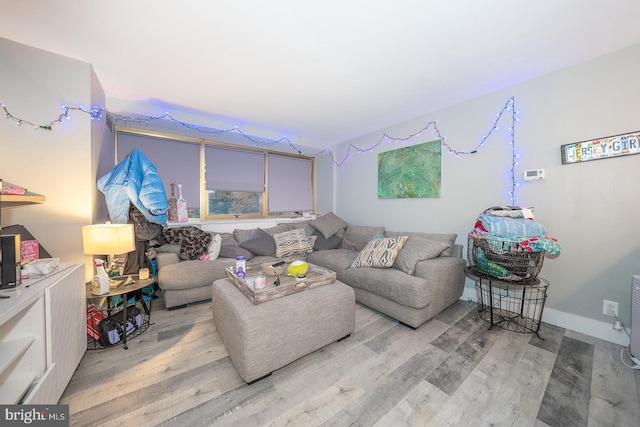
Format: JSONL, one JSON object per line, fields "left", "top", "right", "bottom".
{"left": 239, "top": 228, "right": 276, "bottom": 257}
{"left": 273, "top": 228, "right": 314, "bottom": 258}
{"left": 385, "top": 231, "right": 457, "bottom": 257}
{"left": 159, "top": 259, "right": 236, "bottom": 290}
{"left": 351, "top": 236, "right": 408, "bottom": 268}
{"left": 309, "top": 212, "right": 348, "bottom": 239}
{"left": 340, "top": 224, "right": 385, "bottom": 251}
{"left": 219, "top": 242, "right": 254, "bottom": 260}
{"left": 340, "top": 267, "right": 431, "bottom": 309}
{"left": 158, "top": 255, "right": 276, "bottom": 291}
{"left": 307, "top": 249, "right": 359, "bottom": 274}
{"left": 393, "top": 236, "right": 451, "bottom": 275}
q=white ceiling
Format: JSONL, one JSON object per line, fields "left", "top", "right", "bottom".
{"left": 2, "top": 1, "right": 640, "bottom": 148}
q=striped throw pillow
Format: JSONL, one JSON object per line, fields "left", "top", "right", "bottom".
{"left": 351, "top": 236, "right": 408, "bottom": 268}
{"left": 273, "top": 228, "right": 315, "bottom": 259}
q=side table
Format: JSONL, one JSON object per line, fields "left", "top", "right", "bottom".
{"left": 85, "top": 274, "right": 156, "bottom": 350}
{"left": 465, "top": 267, "right": 549, "bottom": 338}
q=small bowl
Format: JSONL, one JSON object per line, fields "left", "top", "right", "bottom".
{"left": 262, "top": 261, "right": 286, "bottom": 277}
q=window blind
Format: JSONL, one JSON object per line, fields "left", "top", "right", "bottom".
{"left": 205, "top": 146, "right": 265, "bottom": 192}
{"left": 116, "top": 132, "right": 200, "bottom": 206}
{"left": 268, "top": 154, "right": 313, "bottom": 212}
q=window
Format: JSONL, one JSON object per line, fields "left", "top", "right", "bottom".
{"left": 205, "top": 146, "right": 265, "bottom": 216}
{"left": 207, "top": 190, "right": 262, "bottom": 216}
{"left": 115, "top": 128, "right": 314, "bottom": 220}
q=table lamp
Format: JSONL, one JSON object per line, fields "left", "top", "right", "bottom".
{"left": 82, "top": 223, "right": 135, "bottom": 275}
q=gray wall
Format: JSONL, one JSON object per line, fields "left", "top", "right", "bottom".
{"left": 334, "top": 43, "right": 640, "bottom": 331}
{"left": 0, "top": 37, "right": 106, "bottom": 280}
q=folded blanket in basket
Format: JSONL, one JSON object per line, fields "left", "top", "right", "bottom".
{"left": 518, "top": 236, "right": 562, "bottom": 256}
{"left": 478, "top": 214, "right": 547, "bottom": 238}
{"left": 474, "top": 249, "right": 514, "bottom": 278}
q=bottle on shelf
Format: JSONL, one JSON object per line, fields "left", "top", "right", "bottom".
{"left": 92, "top": 259, "right": 110, "bottom": 295}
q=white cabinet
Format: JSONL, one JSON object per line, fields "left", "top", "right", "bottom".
{"left": 0, "top": 263, "right": 85, "bottom": 404}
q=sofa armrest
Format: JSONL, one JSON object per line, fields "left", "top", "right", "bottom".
{"left": 451, "top": 243, "right": 463, "bottom": 258}
{"left": 413, "top": 255, "right": 466, "bottom": 305}
{"left": 156, "top": 251, "right": 180, "bottom": 271}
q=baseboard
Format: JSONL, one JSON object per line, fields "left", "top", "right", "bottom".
{"left": 460, "top": 287, "right": 630, "bottom": 347}
{"left": 541, "top": 307, "right": 629, "bottom": 346}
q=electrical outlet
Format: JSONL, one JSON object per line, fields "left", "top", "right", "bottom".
{"left": 603, "top": 300, "right": 619, "bottom": 317}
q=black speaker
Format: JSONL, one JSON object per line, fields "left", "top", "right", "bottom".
{"left": 1, "top": 234, "right": 21, "bottom": 289}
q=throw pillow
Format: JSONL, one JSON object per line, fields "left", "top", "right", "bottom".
{"left": 372, "top": 231, "right": 385, "bottom": 240}
{"left": 239, "top": 228, "right": 276, "bottom": 256}
{"left": 385, "top": 231, "right": 457, "bottom": 257}
{"left": 262, "top": 223, "right": 291, "bottom": 236}
{"left": 351, "top": 236, "right": 408, "bottom": 268}
{"left": 200, "top": 233, "right": 222, "bottom": 261}
{"left": 273, "top": 228, "right": 314, "bottom": 258}
{"left": 311, "top": 229, "right": 343, "bottom": 251}
{"left": 309, "top": 212, "right": 348, "bottom": 239}
{"left": 233, "top": 228, "right": 254, "bottom": 244}
{"left": 393, "top": 236, "right": 450, "bottom": 275}
{"left": 340, "top": 224, "right": 385, "bottom": 251}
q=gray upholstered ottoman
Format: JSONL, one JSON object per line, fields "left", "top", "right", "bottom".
{"left": 212, "top": 278, "right": 355, "bottom": 383}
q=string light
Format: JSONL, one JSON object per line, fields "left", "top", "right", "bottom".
{"left": 1, "top": 96, "right": 519, "bottom": 202}
{"left": 1, "top": 103, "right": 103, "bottom": 130}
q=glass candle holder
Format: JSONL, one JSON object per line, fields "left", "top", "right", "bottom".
{"left": 255, "top": 272, "right": 267, "bottom": 289}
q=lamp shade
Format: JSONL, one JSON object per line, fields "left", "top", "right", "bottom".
{"left": 82, "top": 224, "right": 136, "bottom": 255}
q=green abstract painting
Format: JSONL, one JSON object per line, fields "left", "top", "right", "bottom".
{"left": 378, "top": 140, "right": 441, "bottom": 199}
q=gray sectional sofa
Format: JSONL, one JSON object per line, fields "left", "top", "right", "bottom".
{"left": 156, "top": 212, "right": 466, "bottom": 328}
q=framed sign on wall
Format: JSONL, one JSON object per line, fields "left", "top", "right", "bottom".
{"left": 561, "top": 130, "right": 640, "bottom": 164}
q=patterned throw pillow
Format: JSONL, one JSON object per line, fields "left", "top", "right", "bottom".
{"left": 351, "top": 236, "right": 408, "bottom": 268}
{"left": 273, "top": 228, "right": 315, "bottom": 258}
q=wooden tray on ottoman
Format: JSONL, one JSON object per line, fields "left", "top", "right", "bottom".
{"left": 225, "top": 262, "right": 336, "bottom": 304}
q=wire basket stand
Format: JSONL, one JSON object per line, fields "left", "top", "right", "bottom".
{"left": 467, "top": 267, "right": 549, "bottom": 338}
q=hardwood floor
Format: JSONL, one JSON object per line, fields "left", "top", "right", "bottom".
{"left": 60, "top": 295, "right": 640, "bottom": 426}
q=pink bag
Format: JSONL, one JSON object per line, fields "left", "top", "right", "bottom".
{"left": 176, "top": 184, "right": 188, "bottom": 222}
